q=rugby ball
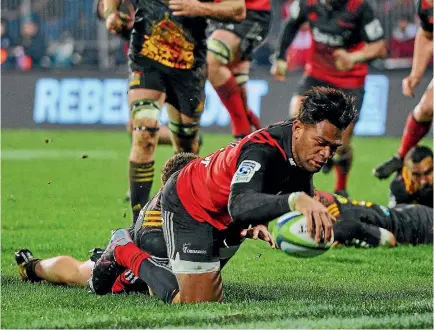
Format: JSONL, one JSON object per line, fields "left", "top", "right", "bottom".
{"left": 272, "top": 211, "right": 333, "bottom": 258}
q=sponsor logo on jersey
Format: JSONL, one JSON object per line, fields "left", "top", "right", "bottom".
{"left": 312, "top": 27, "right": 344, "bottom": 46}
{"left": 182, "top": 243, "right": 206, "bottom": 255}
{"left": 337, "top": 20, "right": 355, "bottom": 28}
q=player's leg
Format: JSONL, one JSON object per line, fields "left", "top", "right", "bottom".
{"left": 232, "top": 60, "right": 262, "bottom": 130}
{"left": 207, "top": 28, "right": 251, "bottom": 139}
{"left": 332, "top": 87, "right": 363, "bottom": 196}
{"left": 333, "top": 220, "right": 397, "bottom": 248}
{"left": 128, "top": 63, "right": 166, "bottom": 220}
{"left": 165, "top": 67, "right": 205, "bottom": 154}
{"left": 161, "top": 173, "right": 223, "bottom": 303}
{"left": 374, "top": 80, "right": 433, "bottom": 179}
{"left": 15, "top": 249, "right": 94, "bottom": 286}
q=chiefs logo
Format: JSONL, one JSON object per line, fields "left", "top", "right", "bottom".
{"left": 140, "top": 12, "right": 195, "bottom": 69}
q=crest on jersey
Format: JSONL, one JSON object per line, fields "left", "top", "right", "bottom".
{"left": 232, "top": 160, "right": 261, "bottom": 184}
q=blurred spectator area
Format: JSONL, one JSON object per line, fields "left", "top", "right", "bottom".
{"left": 0, "top": 0, "right": 427, "bottom": 70}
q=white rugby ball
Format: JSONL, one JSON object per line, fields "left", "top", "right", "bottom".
{"left": 272, "top": 211, "right": 333, "bottom": 258}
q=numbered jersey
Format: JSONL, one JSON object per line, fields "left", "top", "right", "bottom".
{"left": 290, "top": 0, "right": 384, "bottom": 88}
{"left": 176, "top": 120, "right": 314, "bottom": 230}
{"left": 129, "top": 0, "right": 213, "bottom": 70}
{"left": 330, "top": 195, "right": 433, "bottom": 245}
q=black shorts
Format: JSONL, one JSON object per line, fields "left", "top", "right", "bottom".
{"left": 128, "top": 58, "right": 206, "bottom": 119}
{"left": 297, "top": 76, "right": 365, "bottom": 114}
{"left": 207, "top": 10, "right": 271, "bottom": 61}
{"left": 160, "top": 172, "right": 241, "bottom": 273}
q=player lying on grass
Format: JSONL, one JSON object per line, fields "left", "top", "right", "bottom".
{"left": 15, "top": 152, "right": 275, "bottom": 303}
{"left": 316, "top": 191, "right": 433, "bottom": 248}
{"left": 90, "top": 86, "right": 357, "bottom": 303}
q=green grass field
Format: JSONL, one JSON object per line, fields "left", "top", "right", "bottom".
{"left": 1, "top": 130, "right": 433, "bottom": 329}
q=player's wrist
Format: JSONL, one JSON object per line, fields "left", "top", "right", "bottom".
{"left": 288, "top": 192, "right": 302, "bottom": 211}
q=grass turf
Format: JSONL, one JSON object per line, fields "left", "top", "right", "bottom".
{"left": 1, "top": 129, "right": 433, "bottom": 329}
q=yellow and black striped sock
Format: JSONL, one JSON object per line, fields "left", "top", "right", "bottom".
{"left": 129, "top": 161, "right": 154, "bottom": 220}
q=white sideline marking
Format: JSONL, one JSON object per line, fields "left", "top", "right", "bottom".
{"left": 0, "top": 149, "right": 119, "bottom": 160}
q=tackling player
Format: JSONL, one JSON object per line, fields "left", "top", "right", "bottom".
{"left": 14, "top": 153, "right": 199, "bottom": 294}
{"left": 271, "top": 0, "right": 387, "bottom": 197}
{"left": 388, "top": 146, "right": 433, "bottom": 208}
{"left": 102, "top": 0, "right": 246, "bottom": 220}
{"left": 154, "top": 86, "right": 355, "bottom": 303}
{"left": 373, "top": 0, "right": 433, "bottom": 179}
{"left": 206, "top": 0, "right": 271, "bottom": 139}
{"left": 316, "top": 191, "right": 433, "bottom": 247}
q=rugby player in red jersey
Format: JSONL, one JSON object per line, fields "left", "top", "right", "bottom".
{"left": 206, "top": 0, "right": 272, "bottom": 139}
{"left": 97, "top": 87, "right": 356, "bottom": 303}
{"left": 271, "top": 0, "right": 387, "bottom": 197}
{"left": 374, "top": 0, "right": 433, "bottom": 179}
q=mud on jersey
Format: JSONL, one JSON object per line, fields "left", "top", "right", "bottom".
{"left": 280, "top": 0, "right": 384, "bottom": 88}
{"left": 129, "top": 0, "right": 212, "bottom": 70}
{"left": 176, "top": 120, "right": 314, "bottom": 230}
{"left": 418, "top": 0, "right": 434, "bottom": 32}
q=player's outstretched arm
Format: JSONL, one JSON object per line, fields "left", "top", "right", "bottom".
{"left": 169, "top": 0, "right": 246, "bottom": 22}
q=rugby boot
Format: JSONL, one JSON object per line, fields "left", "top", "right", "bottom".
{"left": 88, "top": 229, "right": 132, "bottom": 295}
{"left": 373, "top": 155, "right": 402, "bottom": 180}
{"left": 14, "top": 249, "right": 42, "bottom": 282}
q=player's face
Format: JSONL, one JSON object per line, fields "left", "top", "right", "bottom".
{"left": 410, "top": 157, "right": 433, "bottom": 189}
{"left": 293, "top": 120, "right": 343, "bottom": 173}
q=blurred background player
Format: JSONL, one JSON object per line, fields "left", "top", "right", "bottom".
{"left": 206, "top": 0, "right": 271, "bottom": 140}
{"left": 316, "top": 191, "right": 433, "bottom": 247}
{"left": 271, "top": 0, "right": 387, "bottom": 197}
{"left": 388, "top": 145, "right": 433, "bottom": 208}
{"left": 102, "top": 0, "right": 246, "bottom": 220}
{"left": 373, "top": 0, "right": 433, "bottom": 180}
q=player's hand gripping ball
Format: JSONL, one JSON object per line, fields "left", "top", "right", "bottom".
{"left": 272, "top": 211, "right": 334, "bottom": 258}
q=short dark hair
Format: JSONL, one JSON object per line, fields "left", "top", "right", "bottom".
{"left": 405, "top": 146, "right": 433, "bottom": 164}
{"left": 161, "top": 152, "right": 199, "bottom": 184}
{"left": 297, "top": 87, "right": 357, "bottom": 130}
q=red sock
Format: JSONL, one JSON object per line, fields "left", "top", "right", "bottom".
{"left": 398, "top": 113, "right": 432, "bottom": 158}
{"left": 215, "top": 75, "right": 251, "bottom": 137}
{"left": 114, "top": 242, "right": 150, "bottom": 276}
{"left": 334, "top": 165, "right": 348, "bottom": 192}
{"left": 112, "top": 271, "right": 128, "bottom": 294}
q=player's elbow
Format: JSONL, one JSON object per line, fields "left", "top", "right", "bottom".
{"left": 232, "top": 1, "right": 246, "bottom": 23}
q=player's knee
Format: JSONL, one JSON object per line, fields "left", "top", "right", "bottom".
{"left": 415, "top": 99, "right": 433, "bottom": 122}
{"left": 168, "top": 120, "right": 200, "bottom": 153}
{"left": 207, "top": 38, "right": 234, "bottom": 68}
{"left": 130, "top": 99, "right": 161, "bottom": 154}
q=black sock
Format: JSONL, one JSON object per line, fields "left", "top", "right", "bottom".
{"left": 138, "top": 259, "right": 179, "bottom": 304}
{"left": 25, "top": 259, "right": 43, "bottom": 282}
{"left": 129, "top": 161, "right": 154, "bottom": 220}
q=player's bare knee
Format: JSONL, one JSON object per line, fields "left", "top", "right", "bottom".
{"left": 130, "top": 99, "right": 161, "bottom": 155}
{"left": 414, "top": 100, "right": 433, "bottom": 122}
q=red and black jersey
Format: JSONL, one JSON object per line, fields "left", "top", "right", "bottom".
{"left": 246, "top": 0, "right": 271, "bottom": 11}
{"left": 176, "top": 120, "right": 314, "bottom": 230}
{"left": 277, "top": 0, "right": 385, "bottom": 89}
{"left": 418, "top": 0, "right": 434, "bottom": 32}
